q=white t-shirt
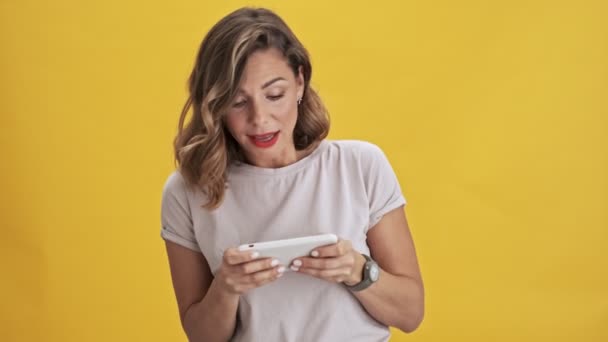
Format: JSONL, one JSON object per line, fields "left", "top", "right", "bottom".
{"left": 160, "top": 139, "right": 407, "bottom": 341}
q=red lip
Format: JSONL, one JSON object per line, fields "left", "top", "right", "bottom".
{"left": 248, "top": 131, "right": 280, "bottom": 148}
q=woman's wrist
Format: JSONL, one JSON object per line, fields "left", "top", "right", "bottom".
{"left": 343, "top": 252, "right": 367, "bottom": 286}
{"left": 209, "top": 274, "right": 241, "bottom": 303}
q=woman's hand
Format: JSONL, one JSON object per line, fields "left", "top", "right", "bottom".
{"left": 215, "top": 248, "right": 286, "bottom": 296}
{"left": 289, "top": 239, "right": 366, "bottom": 285}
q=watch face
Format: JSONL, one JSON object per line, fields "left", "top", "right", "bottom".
{"left": 369, "top": 264, "right": 379, "bottom": 282}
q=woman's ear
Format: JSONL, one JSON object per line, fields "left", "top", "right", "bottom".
{"left": 297, "top": 65, "right": 305, "bottom": 99}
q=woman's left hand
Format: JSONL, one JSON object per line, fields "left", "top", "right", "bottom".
{"left": 290, "top": 239, "right": 366, "bottom": 286}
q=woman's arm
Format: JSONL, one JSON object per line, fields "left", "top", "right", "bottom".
{"left": 292, "top": 206, "right": 424, "bottom": 333}
{"left": 165, "top": 241, "right": 285, "bottom": 341}
{"left": 165, "top": 241, "right": 239, "bottom": 342}
{"left": 349, "top": 207, "right": 425, "bottom": 332}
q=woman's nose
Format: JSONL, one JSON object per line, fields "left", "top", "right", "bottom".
{"left": 249, "top": 100, "right": 269, "bottom": 126}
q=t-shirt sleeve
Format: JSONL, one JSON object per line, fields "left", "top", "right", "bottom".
{"left": 361, "top": 143, "right": 407, "bottom": 232}
{"left": 160, "top": 171, "right": 201, "bottom": 252}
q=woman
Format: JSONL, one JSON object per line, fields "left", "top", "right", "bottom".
{"left": 160, "top": 7, "right": 424, "bottom": 342}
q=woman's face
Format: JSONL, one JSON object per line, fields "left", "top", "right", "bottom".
{"left": 224, "top": 47, "right": 304, "bottom": 168}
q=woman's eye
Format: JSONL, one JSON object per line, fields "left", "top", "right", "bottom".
{"left": 268, "top": 94, "right": 284, "bottom": 101}
{"left": 233, "top": 100, "right": 246, "bottom": 108}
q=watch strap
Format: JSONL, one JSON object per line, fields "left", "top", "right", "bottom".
{"left": 344, "top": 254, "right": 377, "bottom": 292}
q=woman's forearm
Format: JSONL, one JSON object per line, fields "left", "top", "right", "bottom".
{"left": 182, "top": 278, "right": 240, "bottom": 342}
{"left": 353, "top": 267, "right": 424, "bottom": 333}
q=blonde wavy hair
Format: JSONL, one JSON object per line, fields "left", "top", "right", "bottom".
{"left": 174, "top": 7, "right": 330, "bottom": 209}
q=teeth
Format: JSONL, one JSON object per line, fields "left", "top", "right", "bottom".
{"left": 255, "top": 133, "right": 275, "bottom": 142}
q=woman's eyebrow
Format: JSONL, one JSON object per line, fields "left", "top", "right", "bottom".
{"left": 237, "top": 77, "right": 287, "bottom": 94}
{"left": 261, "top": 77, "right": 286, "bottom": 89}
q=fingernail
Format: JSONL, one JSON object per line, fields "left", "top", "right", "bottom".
{"left": 271, "top": 259, "right": 279, "bottom": 267}
{"left": 251, "top": 252, "right": 260, "bottom": 259}
{"left": 311, "top": 250, "right": 319, "bottom": 257}
{"left": 278, "top": 266, "right": 286, "bottom": 273}
{"left": 293, "top": 259, "right": 302, "bottom": 267}
{"left": 290, "top": 265, "right": 300, "bottom": 272}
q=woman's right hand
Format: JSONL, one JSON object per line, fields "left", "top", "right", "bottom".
{"left": 215, "top": 248, "right": 286, "bottom": 296}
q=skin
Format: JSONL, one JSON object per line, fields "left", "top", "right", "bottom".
{"left": 224, "top": 47, "right": 306, "bottom": 168}
{"left": 164, "top": 47, "right": 424, "bottom": 342}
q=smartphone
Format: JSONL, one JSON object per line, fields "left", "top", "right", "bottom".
{"left": 238, "top": 233, "right": 338, "bottom": 269}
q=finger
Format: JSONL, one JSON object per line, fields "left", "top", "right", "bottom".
{"left": 292, "top": 254, "right": 352, "bottom": 270}
{"left": 223, "top": 247, "right": 262, "bottom": 265}
{"left": 235, "top": 257, "right": 282, "bottom": 275}
{"left": 297, "top": 266, "right": 350, "bottom": 282}
{"left": 309, "top": 240, "right": 352, "bottom": 258}
{"left": 240, "top": 265, "right": 286, "bottom": 287}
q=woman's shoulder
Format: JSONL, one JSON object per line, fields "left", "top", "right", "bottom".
{"left": 324, "top": 139, "right": 397, "bottom": 179}
{"left": 326, "top": 139, "right": 386, "bottom": 161}
{"left": 162, "top": 169, "right": 198, "bottom": 197}
{"left": 163, "top": 169, "right": 186, "bottom": 189}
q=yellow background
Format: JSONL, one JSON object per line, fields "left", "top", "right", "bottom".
{"left": 1, "top": 0, "right": 606, "bottom": 341}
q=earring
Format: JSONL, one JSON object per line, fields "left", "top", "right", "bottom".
{"left": 297, "top": 97, "right": 302, "bottom": 105}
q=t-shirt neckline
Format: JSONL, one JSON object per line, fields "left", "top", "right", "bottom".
{"left": 229, "top": 139, "right": 329, "bottom": 177}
